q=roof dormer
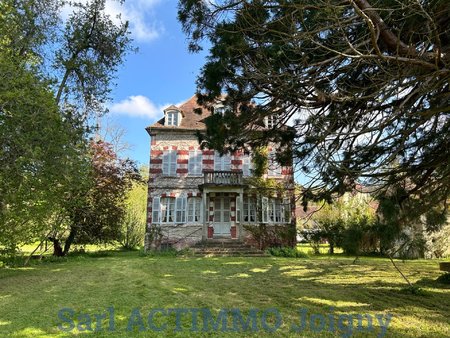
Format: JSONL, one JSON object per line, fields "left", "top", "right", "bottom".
{"left": 164, "top": 105, "right": 182, "bottom": 127}
{"left": 212, "top": 102, "right": 231, "bottom": 116}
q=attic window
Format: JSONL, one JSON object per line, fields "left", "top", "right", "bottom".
{"left": 214, "top": 105, "right": 230, "bottom": 116}
{"left": 265, "top": 115, "right": 278, "bottom": 128}
{"left": 166, "top": 111, "right": 179, "bottom": 126}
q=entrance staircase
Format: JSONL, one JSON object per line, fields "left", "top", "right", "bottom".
{"left": 192, "top": 239, "right": 268, "bottom": 257}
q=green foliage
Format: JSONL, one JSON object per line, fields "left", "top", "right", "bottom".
{"left": 244, "top": 223, "right": 296, "bottom": 250}
{"left": 267, "top": 246, "right": 308, "bottom": 258}
{"left": 0, "top": 0, "right": 133, "bottom": 259}
{"left": 178, "top": 0, "right": 450, "bottom": 216}
{"left": 119, "top": 181, "right": 147, "bottom": 250}
{"left": 436, "top": 273, "right": 450, "bottom": 284}
{"left": 307, "top": 194, "right": 379, "bottom": 255}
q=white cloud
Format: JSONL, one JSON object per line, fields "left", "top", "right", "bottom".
{"left": 109, "top": 95, "right": 162, "bottom": 119}
{"left": 61, "top": 0, "right": 163, "bottom": 42}
{"left": 109, "top": 95, "right": 188, "bottom": 120}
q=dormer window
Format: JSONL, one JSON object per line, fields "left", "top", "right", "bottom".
{"left": 167, "top": 111, "right": 178, "bottom": 126}
{"left": 265, "top": 115, "right": 278, "bottom": 128}
{"left": 164, "top": 105, "right": 182, "bottom": 126}
{"left": 213, "top": 104, "right": 231, "bottom": 116}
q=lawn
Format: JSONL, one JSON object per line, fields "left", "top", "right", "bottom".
{"left": 0, "top": 251, "right": 449, "bottom": 337}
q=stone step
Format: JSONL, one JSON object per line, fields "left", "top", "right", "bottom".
{"left": 193, "top": 252, "right": 269, "bottom": 257}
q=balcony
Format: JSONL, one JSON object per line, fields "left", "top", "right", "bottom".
{"left": 203, "top": 170, "right": 244, "bottom": 186}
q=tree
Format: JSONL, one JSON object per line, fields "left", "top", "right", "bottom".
{"left": 119, "top": 179, "right": 147, "bottom": 250}
{"left": 49, "top": 140, "right": 139, "bottom": 256}
{"left": 178, "top": 1, "right": 450, "bottom": 215}
{"left": 0, "top": 0, "right": 133, "bottom": 258}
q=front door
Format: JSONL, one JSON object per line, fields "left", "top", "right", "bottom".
{"left": 213, "top": 194, "right": 231, "bottom": 236}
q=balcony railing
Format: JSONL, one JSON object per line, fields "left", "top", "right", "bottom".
{"left": 203, "top": 170, "right": 243, "bottom": 185}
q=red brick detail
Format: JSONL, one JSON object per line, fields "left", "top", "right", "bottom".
{"left": 187, "top": 192, "right": 193, "bottom": 197}
{"left": 163, "top": 146, "right": 169, "bottom": 150}
{"left": 151, "top": 158, "right": 162, "bottom": 164}
{"left": 230, "top": 227, "right": 237, "bottom": 239}
{"left": 209, "top": 206, "right": 214, "bottom": 211}
{"left": 170, "top": 192, "right": 176, "bottom": 197}
{"left": 203, "top": 159, "right": 214, "bottom": 165}
{"left": 147, "top": 207, "right": 152, "bottom": 213}
{"left": 231, "top": 216, "right": 236, "bottom": 221}
{"left": 197, "top": 192, "right": 202, "bottom": 197}
{"left": 151, "top": 138, "right": 156, "bottom": 145}
{"left": 171, "top": 145, "right": 178, "bottom": 150}
{"left": 231, "top": 169, "right": 241, "bottom": 172}
{"left": 177, "top": 150, "right": 189, "bottom": 155}
{"left": 161, "top": 193, "right": 167, "bottom": 198}
{"left": 189, "top": 146, "right": 195, "bottom": 150}
{"left": 231, "top": 160, "right": 242, "bottom": 165}
{"left": 209, "top": 215, "right": 214, "bottom": 222}
{"left": 177, "top": 159, "right": 189, "bottom": 164}
{"left": 231, "top": 206, "right": 236, "bottom": 212}
{"left": 176, "top": 168, "right": 188, "bottom": 174}
{"left": 151, "top": 150, "right": 163, "bottom": 156}
{"left": 208, "top": 227, "right": 214, "bottom": 238}
{"left": 203, "top": 150, "right": 214, "bottom": 155}
{"left": 149, "top": 168, "right": 162, "bottom": 174}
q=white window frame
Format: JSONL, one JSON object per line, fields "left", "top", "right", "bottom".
{"left": 187, "top": 197, "right": 202, "bottom": 223}
{"left": 262, "top": 197, "right": 268, "bottom": 223}
{"left": 265, "top": 115, "right": 278, "bottom": 128}
{"left": 268, "top": 151, "right": 282, "bottom": 176}
{"left": 162, "top": 150, "right": 177, "bottom": 176}
{"left": 160, "top": 197, "right": 176, "bottom": 223}
{"left": 175, "top": 197, "right": 186, "bottom": 223}
{"left": 166, "top": 111, "right": 179, "bottom": 126}
{"left": 188, "top": 150, "right": 203, "bottom": 176}
{"left": 242, "top": 154, "right": 253, "bottom": 177}
{"left": 156, "top": 196, "right": 186, "bottom": 224}
{"left": 281, "top": 198, "right": 291, "bottom": 223}
{"left": 243, "top": 196, "right": 257, "bottom": 223}
{"left": 152, "top": 197, "right": 160, "bottom": 224}
{"left": 214, "top": 151, "right": 231, "bottom": 171}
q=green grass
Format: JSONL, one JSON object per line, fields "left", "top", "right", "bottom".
{"left": 297, "top": 243, "right": 344, "bottom": 255}
{"left": 0, "top": 251, "right": 449, "bottom": 337}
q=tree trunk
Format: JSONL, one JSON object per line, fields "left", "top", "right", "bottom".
{"left": 48, "top": 237, "right": 64, "bottom": 257}
{"left": 63, "top": 227, "right": 77, "bottom": 255}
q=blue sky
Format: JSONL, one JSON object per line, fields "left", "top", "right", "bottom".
{"left": 89, "top": 0, "right": 208, "bottom": 167}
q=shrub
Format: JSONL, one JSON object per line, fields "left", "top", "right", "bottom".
{"left": 436, "top": 273, "right": 450, "bottom": 284}
{"left": 267, "top": 246, "right": 308, "bottom": 258}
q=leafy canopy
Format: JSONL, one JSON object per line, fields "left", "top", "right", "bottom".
{"left": 178, "top": 0, "right": 450, "bottom": 212}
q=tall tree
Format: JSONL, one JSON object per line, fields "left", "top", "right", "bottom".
{"left": 0, "top": 0, "right": 133, "bottom": 257}
{"left": 50, "top": 140, "right": 139, "bottom": 256}
{"left": 178, "top": 1, "right": 450, "bottom": 214}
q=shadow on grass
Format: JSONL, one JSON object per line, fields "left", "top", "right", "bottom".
{"left": 0, "top": 254, "right": 449, "bottom": 337}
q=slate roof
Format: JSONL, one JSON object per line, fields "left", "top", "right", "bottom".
{"left": 146, "top": 95, "right": 211, "bottom": 132}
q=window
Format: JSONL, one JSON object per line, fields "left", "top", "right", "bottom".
{"left": 243, "top": 196, "right": 257, "bottom": 223}
{"left": 261, "top": 197, "right": 290, "bottom": 224}
{"left": 214, "top": 105, "right": 230, "bottom": 115}
{"left": 166, "top": 111, "right": 179, "bottom": 126}
{"left": 242, "top": 154, "right": 253, "bottom": 177}
{"left": 265, "top": 115, "right": 278, "bottom": 128}
{"left": 281, "top": 198, "right": 291, "bottom": 223}
{"left": 154, "top": 196, "right": 186, "bottom": 224}
{"left": 175, "top": 197, "right": 186, "bottom": 223}
{"left": 160, "top": 197, "right": 176, "bottom": 223}
{"left": 162, "top": 150, "right": 177, "bottom": 176}
{"left": 152, "top": 197, "right": 160, "bottom": 224}
{"left": 214, "top": 151, "right": 231, "bottom": 171}
{"left": 187, "top": 197, "right": 202, "bottom": 223}
{"left": 268, "top": 151, "right": 282, "bottom": 176}
{"left": 188, "top": 150, "right": 202, "bottom": 175}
